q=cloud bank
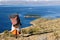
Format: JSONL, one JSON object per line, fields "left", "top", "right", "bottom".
{"left": 0, "top": 0, "right": 60, "bottom": 6}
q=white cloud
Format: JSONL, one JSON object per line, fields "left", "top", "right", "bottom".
{"left": 0, "top": 0, "right": 50, "bottom": 1}
{"left": 0, "top": 0, "right": 60, "bottom": 2}
{"left": 30, "top": 0, "right": 38, "bottom": 1}
{"left": 0, "top": 0, "right": 60, "bottom": 5}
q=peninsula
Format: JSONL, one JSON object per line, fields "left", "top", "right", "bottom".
{"left": 0, "top": 18, "right": 60, "bottom": 40}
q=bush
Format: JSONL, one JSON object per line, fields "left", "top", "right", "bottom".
{"left": 4, "top": 30, "right": 9, "bottom": 37}
{"left": 22, "top": 27, "right": 40, "bottom": 35}
{"left": 22, "top": 29, "right": 29, "bottom": 34}
{"left": 29, "top": 27, "right": 40, "bottom": 34}
{"left": 3, "top": 30, "right": 15, "bottom": 37}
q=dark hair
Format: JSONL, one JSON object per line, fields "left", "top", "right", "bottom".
{"left": 10, "top": 14, "right": 22, "bottom": 26}
{"left": 10, "top": 14, "right": 18, "bottom": 18}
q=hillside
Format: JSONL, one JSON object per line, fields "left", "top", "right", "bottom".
{"left": 0, "top": 18, "right": 60, "bottom": 40}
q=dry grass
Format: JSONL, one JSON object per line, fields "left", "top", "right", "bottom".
{"left": 21, "top": 18, "right": 60, "bottom": 40}
{"left": 1, "top": 18, "right": 60, "bottom": 40}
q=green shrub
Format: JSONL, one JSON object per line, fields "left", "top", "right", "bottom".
{"left": 4, "top": 30, "right": 9, "bottom": 37}
{"left": 22, "top": 29, "right": 29, "bottom": 34}
{"left": 9, "top": 32, "right": 15, "bottom": 37}
{"left": 29, "top": 27, "right": 40, "bottom": 34}
{"left": 22, "top": 27, "right": 40, "bottom": 34}
{"left": 3, "top": 30, "right": 15, "bottom": 37}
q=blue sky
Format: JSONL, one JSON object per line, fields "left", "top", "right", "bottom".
{"left": 0, "top": 0, "right": 60, "bottom": 6}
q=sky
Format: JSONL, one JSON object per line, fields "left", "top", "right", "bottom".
{"left": 0, "top": 0, "right": 60, "bottom": 6}
{"left": 0, "top": 0, "right": 60, "bottom": 1}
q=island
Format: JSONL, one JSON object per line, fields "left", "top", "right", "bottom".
{"left": 24, "top": 14, "right": 41, "bottom": 18}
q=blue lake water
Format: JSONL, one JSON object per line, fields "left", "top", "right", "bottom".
{"left": 0, "top": 6, "right": 60, "bottom": 33}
